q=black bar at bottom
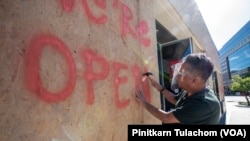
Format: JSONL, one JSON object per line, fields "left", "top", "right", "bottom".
{"left": 128, "top": 124, "right": 250, "bottom": 140}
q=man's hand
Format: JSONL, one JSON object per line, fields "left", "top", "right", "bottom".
{"left": 134, "top": 88, "right": 146, "bottom": 104}
{"left": 150, "top": 78, "right": 163, "bottom": 91}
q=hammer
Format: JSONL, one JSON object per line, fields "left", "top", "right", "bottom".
{"left": 142, "top": 72, "right": 153, "bottom": 81}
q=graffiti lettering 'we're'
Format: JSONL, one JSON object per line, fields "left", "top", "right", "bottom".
{"left": 59, "top": 0, "right": 151, "bottom": 47}
{"left": 24, "top": 34, "right": 151, "bottom": 108}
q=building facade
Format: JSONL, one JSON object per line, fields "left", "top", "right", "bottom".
{"left": 0, "top": 0, "right": 226, "bottom": 140}
{"left": 155, "top": 0, "right": 225, "bottom": 119}
{"left": 219, "top": 21, "right": 250, "bottom": 95}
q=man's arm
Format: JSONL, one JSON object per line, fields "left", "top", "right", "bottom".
{"left": 150, "top": 78, "right": 177, "bottom": 105}
{"left": 135, "top": 89, "right": 180, "bottom": 124}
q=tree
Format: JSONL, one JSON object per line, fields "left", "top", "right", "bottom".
{"left": 230, "top": 75, "right": 250, "bottom": 106}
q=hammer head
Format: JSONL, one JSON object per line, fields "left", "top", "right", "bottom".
{"left": 142, "top": 72, "right": 153, "bottom": 81}
{"left": 142, "top": 72, "right": 153, "bottom": 76}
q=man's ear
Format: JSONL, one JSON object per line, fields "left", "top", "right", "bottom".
{"left": 193, "top": 77, "right": 204, "bottom": 85}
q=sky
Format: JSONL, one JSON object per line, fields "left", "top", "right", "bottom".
{"left": 195, "top": 0, "right": 250, "bottom": 51}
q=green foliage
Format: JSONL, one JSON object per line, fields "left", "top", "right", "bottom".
{"left": 242, "top": 77, "right": 250, "bottom": 92}
{"left": 230, "top": 75, "right": 250, "bottom": 93}
{"left": 230, "top": 75, "right": 250, "bottom": 106}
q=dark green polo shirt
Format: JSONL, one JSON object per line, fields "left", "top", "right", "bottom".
{"left": 172, "top": 88, "right": 221, "bottom": 124}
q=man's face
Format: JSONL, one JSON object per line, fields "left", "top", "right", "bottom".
{"left": 176, "top": 62, "right": 195, "bottom": 90}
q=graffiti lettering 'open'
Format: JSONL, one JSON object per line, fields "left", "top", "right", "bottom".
{"left": 81, "top": 48, "right": 110, "bottom": 105}
{"left": 24, "top": 34, "right": 76, "bottom": 103}
{"left": 24, "top": 34, "right": 151, "bottom": 107}
{"left": 60, "top": 0, "right": 75, "bottom": 12}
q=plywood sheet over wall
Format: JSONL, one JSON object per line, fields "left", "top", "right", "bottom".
{"left": 0, "top": 0, "right": 160, "bottom": 140}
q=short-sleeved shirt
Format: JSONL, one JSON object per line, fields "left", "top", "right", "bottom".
{"left": 172, "top": 88, "right": 221, "bottom": 124}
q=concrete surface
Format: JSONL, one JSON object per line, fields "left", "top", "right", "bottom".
{"left": 224, "top": 96, "right": 250, "bottom": 125}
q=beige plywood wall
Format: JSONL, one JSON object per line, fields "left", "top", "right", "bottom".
{"left": 0, "top": 0, "right": 160, "bottom": 140}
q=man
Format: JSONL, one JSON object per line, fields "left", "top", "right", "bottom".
{"left": 135, "top": 53, "right": 221, "bottom": 124}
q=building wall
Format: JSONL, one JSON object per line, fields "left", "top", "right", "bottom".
{"left": 0, "top": 0, "right": 224, "bottom": 140}
{"left": 0, "top": 1, "right": 161, "bottom": 140}
{"left": 219, "top": 21, "right": 250, "bottom": 95}
{"left": 155, "top": 0, "right": 224, "bottom": 100}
